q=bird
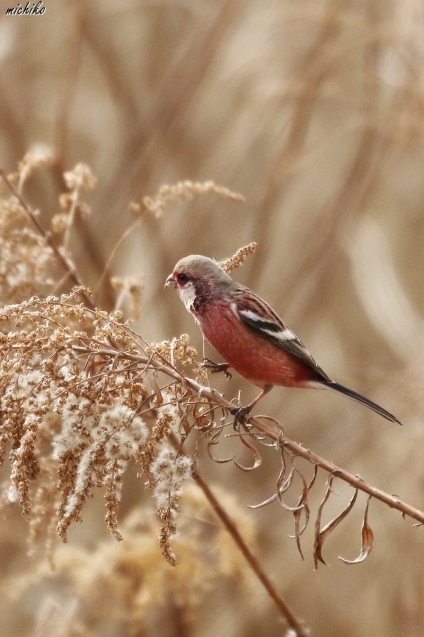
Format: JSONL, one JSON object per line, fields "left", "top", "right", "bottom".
{"left": 165, "top": 254, "right": 402, "bottom": 426}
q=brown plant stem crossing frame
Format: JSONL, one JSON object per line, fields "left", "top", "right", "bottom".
{"left": 193, "top": 469, "right": 309, "bottom": 637}
{"left": 73, "top": 344, "right": 423, "bottom": 635}
{"left": 74, "top": 346, "right": 424, "bottom": 527}
{"left": 0, "top": 169, "right": 94, "bottom": 309}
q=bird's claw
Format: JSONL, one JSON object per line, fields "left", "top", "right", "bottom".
{"left": 200, "top": 358, "right": 232, "bottom": 380}
{"left": 230, "top": 405, "right": 252, "bottom": 430}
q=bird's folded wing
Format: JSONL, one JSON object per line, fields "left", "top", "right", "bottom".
{"left": 231, "top": 291, "right": 329, "bottom": 381}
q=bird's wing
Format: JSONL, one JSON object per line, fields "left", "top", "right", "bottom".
{"left": 231, "top": 288, "right": 329, "bottom": 380}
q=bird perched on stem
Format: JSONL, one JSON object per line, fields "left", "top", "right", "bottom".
{"left": 166, "top": 255, "right": 402, "bottom": 426}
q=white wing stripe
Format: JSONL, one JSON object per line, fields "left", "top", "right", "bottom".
{"left": 233, "top": 300, "right": 326, "bottom": 375}
{"left": 237, "top": 308, "right": 301, "bottom": 342}
{"left": 234, "top": 308, "right": 259, "bottom": 322}
{"left": 263, "top": 327, "right": 300, "bottom": 342}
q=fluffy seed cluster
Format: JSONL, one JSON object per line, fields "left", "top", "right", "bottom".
{"left": 0, "top": 189, "right": 55, "bottom": 303}
{"left": 0, "top": 160, "right": 205, "bottom": 564}
{"left": 0, "top": 293, "right": 195, "bottom": 560}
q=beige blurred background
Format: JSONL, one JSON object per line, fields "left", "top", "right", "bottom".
{"left": 1, "top": 0, "right": 424, "bottom": 635}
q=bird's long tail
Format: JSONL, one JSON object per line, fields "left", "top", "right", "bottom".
{"left": 323, "top": 380, "right": 402, "bottom": 425}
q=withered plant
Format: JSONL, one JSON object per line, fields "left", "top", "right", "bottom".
{"left": 0, "top": 154, "right": 421, "bottom": 637}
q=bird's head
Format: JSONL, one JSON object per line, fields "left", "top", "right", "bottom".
{"left": 165, "top": 255, "right": 236, "bottom": 312}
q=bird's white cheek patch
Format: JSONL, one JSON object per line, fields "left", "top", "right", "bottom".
{"left": 179, "top": 282, "right": 197, "bottom": 313}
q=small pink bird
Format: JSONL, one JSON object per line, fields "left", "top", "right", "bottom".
{"left": 166, "top": 255, "right": 401, "bottom": 426}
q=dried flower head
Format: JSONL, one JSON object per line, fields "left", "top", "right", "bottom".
{"left": 111, "top": 275, "right": 145, "bottom": 320}
{"left": 17, "top": 144, "right": 54, "bottom": 191}
{"left": 63, "top": 163, "right": 97, "bottom": 191}
{"left": 220, "top": 242, "right": 258, "bottom": 273}
{"left": 131, "top": 180, "right": 244, "bottom": 218}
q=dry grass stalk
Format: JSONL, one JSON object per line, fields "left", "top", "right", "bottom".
{"left": 0, "top": 156, "right": 419, "bottom": 637}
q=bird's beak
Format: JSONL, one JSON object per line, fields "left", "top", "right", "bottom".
{"left": 165, "top": 273, "right": 175, "bottom": 288}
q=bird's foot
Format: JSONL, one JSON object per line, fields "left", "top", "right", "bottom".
{"left": 200, "top": 358, "right": 232, "bottom": 380}
{"left": 229, "top": 385, "right": 272, "bottom": 430}
{"left": 230, "top": 405, "right": 252, "bottom": 430}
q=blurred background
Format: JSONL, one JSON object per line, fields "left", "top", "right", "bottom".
{"left": 1, "top": 0, "right": 424, "bottom": 635}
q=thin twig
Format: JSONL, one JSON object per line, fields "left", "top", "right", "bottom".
{"left": 93, "top": 216, "right": 143, "bottom": 303}
{"left": 0, "top": 170, "right": 94, "bottom": 309}
{"left": 192, "top": 469, "right": 309, "bottom": 636}
{"left": 72, "top": 344, "right": 424, "bottom": 527}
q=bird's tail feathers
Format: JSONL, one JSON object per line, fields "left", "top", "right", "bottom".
{"left": 323, "top": 380, "right": 402, "bottom": 425}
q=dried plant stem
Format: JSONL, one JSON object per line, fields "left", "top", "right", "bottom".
{"left": 192, "top": 469, "right": 309, "bottom": 636}
{"left": 239, "top": 423, "right": 424, "bottom": 527}
{"left": 73, "top": 344, "right": 424, "bottom": 526}
{"left": 54, "top": 7, "right": 82, "bottom": 175}
{"left": 0, "top": 170, "right": 94, "bottom": 308}
{"left": 94, "top": 216, "right": 142, "bottom": 301}
{"left": 280, "top": 437, "right": 424, "bottom": 524}
{"left": 197, "top": 397, "right": 424, "bottom": 526}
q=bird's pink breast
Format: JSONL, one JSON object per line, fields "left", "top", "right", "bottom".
{"left": 196, "top": 301, "right": 313, "bottom": 389}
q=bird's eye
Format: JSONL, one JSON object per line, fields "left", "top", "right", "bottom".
{"left": 176, "top": 272, "right": 189, "bottom": 285}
